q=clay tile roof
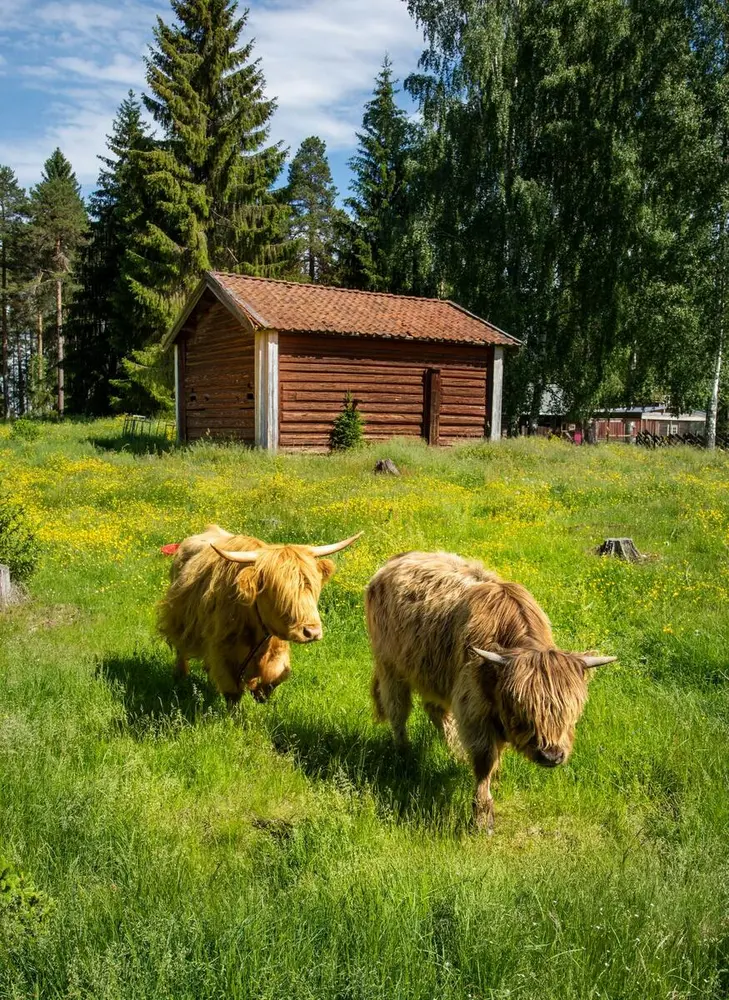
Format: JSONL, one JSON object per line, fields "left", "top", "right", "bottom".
{"left": 173, "top": 272, "right": 519, "bottom": 348}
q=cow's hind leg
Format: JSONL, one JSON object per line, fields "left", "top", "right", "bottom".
{"left": 174, "top": 651, "right": 190, "bottom": 678}
{"left": 423, "top": 701, "right": 463, "bottom": 757}
{"left": 372, "top": 665, "right": 412, "bottom": 747}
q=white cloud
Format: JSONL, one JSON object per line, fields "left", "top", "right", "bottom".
{"left": 1, "top": 0, "right": 425, "bottom": 189}
{"left": 251, "top": 0, "right": 423, "bottom": 152}
{"left": 54, "top": 54, "right": 146, "bottom": 87}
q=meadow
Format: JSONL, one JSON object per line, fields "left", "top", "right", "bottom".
{"left": 1, "top": 419, "right": 728, "bottom": 1000}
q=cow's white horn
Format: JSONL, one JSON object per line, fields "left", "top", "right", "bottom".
{"left": 581, "top": 655, "right": 617, "bottom": 669}
{"left": 210, "top": 543, "right": 261, "bottom": 564}
{"left": 472, "top": 647, "right": 507, "bottom": 666}
{"left": 309, "top": 532, "right": 364, "bottom": 558}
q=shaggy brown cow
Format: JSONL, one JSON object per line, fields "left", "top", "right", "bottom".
{"left": 365, "top": 551, "right": 615, "bottom": 833}
{"left": 158, "top": 525, "right": 361, "bottom": 704}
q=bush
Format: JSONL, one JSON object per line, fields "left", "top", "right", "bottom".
{"left": 10, "top": 419, "right": 41, "bottom": 442}
{"left": 330, "top": 391, "right": 364, "bottom": 451}
{"left": 0, "top": 493, "right": 39, "bottom": 581}
{"left": 0, "top": 855, "right": 55, "bottom": 946}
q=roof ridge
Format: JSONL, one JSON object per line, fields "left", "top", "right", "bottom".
{"left": 209, "top": 271, "right": 457, "bottom": 307}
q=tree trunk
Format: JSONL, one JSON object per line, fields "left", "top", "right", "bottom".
{"left": 16, "top": 330, "right": 24, "bottom": 416}
{"left": 56, "top": 269, "right": 64, "bottom": 419}
{"left": 1, "top": 239, "right": 8, "bottom": 419}
{"left": 528, "top": 380, "right": 543, "bottom": 435}
{"left": 706, "top": 328, "right": 723, "bottom": 449}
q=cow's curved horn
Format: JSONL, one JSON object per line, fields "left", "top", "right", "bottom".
{"left": 581, "top": 655, "right": 617, "bottom": 669}
{"left": 308, "top": 532, "right": 364, "bottom": 558}
{"left": 210, "top": 543, "right": 261, "bottom": 564}
{"left": 472, "top": 647, "right": 507, "bottom": 666}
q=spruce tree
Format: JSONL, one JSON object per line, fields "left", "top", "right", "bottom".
{"left": 129, "top": 0, "right": 294, "bottom": 325}
{"left": 28, "top": 150, "right": 87, "bottom": 417}
{"left": 345, "top": 57, "right": 417, "bottom": 293}
{"left": 66, "top": 93, "right": 156, "bottom": 413}
{"left": 286, "top": 137, "right": 341, "bottom": 283}
{"left": 0, "top": 167, "right": 27, "bottom": 418}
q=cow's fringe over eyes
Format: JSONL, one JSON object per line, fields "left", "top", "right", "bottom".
{"left": 500, "top": 648, "right": 589, "bottom": 749}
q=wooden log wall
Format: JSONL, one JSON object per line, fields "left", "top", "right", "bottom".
{"left": 278, "top": 333, "right": 490, "bottom": 449}
{"left": 181, "top": 291, "right": 255, "bottom": 442}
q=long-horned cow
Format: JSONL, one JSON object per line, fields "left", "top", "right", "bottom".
{"left": 158, "top": 525, "right": 361, "bottom": 704}
{"left": 365, "top": 551, "right": 615, "bottom": 832}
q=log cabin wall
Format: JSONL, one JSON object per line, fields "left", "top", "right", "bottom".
{"left": 181, "top": 290, "right": 255, "bottom": 442}
{"left": 278, "top": 333, "right": 490, "bottom": 449}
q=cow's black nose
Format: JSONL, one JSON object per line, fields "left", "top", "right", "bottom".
{"left": 536, "top": 747, "right": 565, "bottom": 767}
{"left": 303, "top": 625, "right": 323, "bottom": 641}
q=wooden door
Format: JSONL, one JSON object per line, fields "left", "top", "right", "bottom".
{"left": 424, "top": 368, "right": 442, "bottom": 445}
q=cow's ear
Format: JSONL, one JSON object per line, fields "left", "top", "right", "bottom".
{"left": 318, "top": 558, "right": 336, "bottom": 581}
{"left": 236, "top": 567, "right": 259, "bottom": 604}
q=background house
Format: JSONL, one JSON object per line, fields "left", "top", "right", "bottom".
{"left": 528, "top": 389, "right": 707, "bottom": 442}
{"left": 164, "top": 272, "right": 520, "bottom": 450}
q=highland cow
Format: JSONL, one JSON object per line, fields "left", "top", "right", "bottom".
{"left": 365, "top": 551, "right": 615, "bottom": 832}
{"left": 158, "top": 525, "right": 361, "bottom": 704}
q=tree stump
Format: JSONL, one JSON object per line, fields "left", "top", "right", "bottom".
{"left": 597, "top": 538, "right": 644, "bottom": 562}
{"left": 374, "top": 459, "right": 400, "bottom": 476}
{"left": 0, "top": 565, "right": 11, "bottom": 609}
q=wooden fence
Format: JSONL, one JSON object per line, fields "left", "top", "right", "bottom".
{"left": 635, "top": 430, "right": 729, "bottom": 450}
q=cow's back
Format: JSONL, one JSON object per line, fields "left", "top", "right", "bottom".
{"left": 158, "top": 526, "right": 261, "bottom": 658}
{"left": 365, "top": 551, "right": 496, "bottom": 703}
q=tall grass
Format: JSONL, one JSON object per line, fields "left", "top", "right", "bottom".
{"left": 0, "top": 418, "right": 728, "bottom": 998}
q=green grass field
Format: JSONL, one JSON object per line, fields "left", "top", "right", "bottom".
{"left": 1, "top": 419, "right": 728, "bottom": 999}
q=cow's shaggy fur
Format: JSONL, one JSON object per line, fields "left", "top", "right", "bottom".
{"left": 366, "top": 551, "right": 608, "bottom": 832}
{"left": 158, "top": 525, "right": 335, "bottom": 704}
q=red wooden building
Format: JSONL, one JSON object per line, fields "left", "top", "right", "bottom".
{"left": 163, "top": 272, "right": 520, "bottom": 449}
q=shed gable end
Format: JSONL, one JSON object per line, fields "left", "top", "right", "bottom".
{"left": 180, "top": 291, "right": 255, "bottom": 442}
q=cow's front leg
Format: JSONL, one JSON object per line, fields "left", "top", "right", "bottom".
{"left": 206, "top": 653, "right": 243, "bottom": 708}
{"left": 470, "top": 742, "right": 503, "bottom": 835}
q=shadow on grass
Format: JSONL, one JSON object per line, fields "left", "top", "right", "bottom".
{"left": 265, "top": 708, "right": 470, "bottom": 832}
{"left": 89, "top": 434, "right": 177, "bottom": 457}
{"left": 98, "top": 651, "right": 224, "bottom": 735}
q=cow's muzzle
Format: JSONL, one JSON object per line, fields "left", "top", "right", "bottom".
{"left": 298, "top": 625, "right": 323, "bottom": 643}
{"left": 534, "top": 747, "right": 566, "bottom": 768}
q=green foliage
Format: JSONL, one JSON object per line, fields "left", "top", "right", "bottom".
{"left": 66, "top": 93, "right": 158, "bottom": 415}
{"left": 405, "top": 0, "right": 729, "bottom": 422}
{"left": 285, "top": 136, "right": 343, "bottom": 283}
{"left": 27, "top": 149, "right": 88, "bottom": 417}
{"left": 329, "top": 391, "right": 364, "bottom": 451}
{"left": 10, "top": 418, "right": 41, "bottom": 442}
{"left": 0, "top": 491, "right": 38, "bottom": 580}
{"left": 131, "top": 0, "right": 295, "bottom": 304}
{"left": 0, "top": 166, "right": 28, "bottom": 420}
{"left": 343, "top": 57, "right": 429, "bottom": 295}
{"left": 0, "top": 855, "right": 55, "bottom": 947}
{"left": 110, "top": 342, "right": 175, "bottom": 416}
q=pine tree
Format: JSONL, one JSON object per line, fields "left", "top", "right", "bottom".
{"left": 66, "top": 93, "right": 156, "bottom": 414}
{"left": 285, "top": 137, "right": 342, "bottom": 283}
{"left": 345, "top": 57, "right": 418, "bottom": 293}
{"left": 29, "top": 150, "right": 87, "bottom": 417}
{"left": 0, "top": 167, "right": 27, "bottom": 418}
{"left": 129, "top": 0, "right": 294, "bottom": 326}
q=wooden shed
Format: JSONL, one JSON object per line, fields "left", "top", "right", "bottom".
{"left": 163, "top": 272, "right": 520, "bottom": 449}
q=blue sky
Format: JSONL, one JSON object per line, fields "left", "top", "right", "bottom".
{"left": 0, "top": 0, "right": 424, "bottom": 200}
